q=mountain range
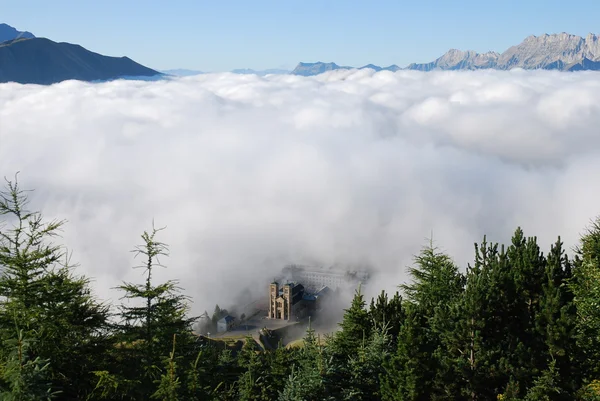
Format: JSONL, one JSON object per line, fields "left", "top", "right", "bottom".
{"left": 3, "top": 22, "right": 600, "bottom": 85}
{"left": 161, "top": 68, "right": 291, "bottom": 77}
{"left": 292, "top": 32, "right": 600, "bottom": 75}
{"left": 292, "top": 62, "right": 400, "bottom": 76}
{"left": 160, "top": 69, "right": 204, "bottom": 77}
{"left": 0, "top": 24, "right": 159, "bottom": 84}
{"left": 231, "top": 68, "right": 290, "bottom": 76}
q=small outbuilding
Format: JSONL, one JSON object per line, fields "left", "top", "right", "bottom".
{"left": 217, "top": 315, "right": 236, "bottom": 333}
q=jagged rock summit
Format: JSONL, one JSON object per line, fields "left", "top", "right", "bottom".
{"left": 407, "top": 32, "right": 600, "bottom": 72}
{"left": 406, "top": 49, "right": 500, "bottom": 71}
{"left": 496, "top": 32, "right": 600, "bottom": 70}
{"left": 292, "top": 32, "right": 600, "bottom": 76}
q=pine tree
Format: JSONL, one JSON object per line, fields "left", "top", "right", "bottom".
{"left": 263, "top": 345, "right": 293, "bottom": 400}
{"left": 571, "top": 217, "right": 600, "bottom": 381}
{"left": 536, "top": 237, "right": 577, "bottom": 398}
{"left": 279, "top": 323, "right": 332, "bottom": 401}
{"left": 441, "top": 237, "right": 500, "bottom": 400}
{"left": 152, "top": 334, "right": 181, "bottom": 401}
{"left": 382, "top": 241, "right": 464, "bottom": 401}
{"left": 523, "top": 359, "right": 564, "bottom": 401}
{"left": 331, "top": 285, "right": 372, "bottom": 355}
{"left": 0, "top": 325, "right": 56, "bottom": 400}
{"left": 237, "top": 337, "right": 268, "bottom": 401}
{"left": 400, "top": 240, "right": 465, "bottom": 317}
{"left": 212, "top": 305, "right": 222, "bottom": 330}
{"left": 0, "top": 175, "right": 111, "bottom": 399}
{"left": 503, "top": 228, "right": 547, "bottom": 392}
{"left": 343, "top": 323, "right": 391, "bottom": 400}
{"left": 369, "top": 291, "right": 404, "bottom": 344}
{"left": 381, "top": 304, "right": 430, "bottom": 401}
{"left": 115, "top": 224, "right": 197, "bottom": 399}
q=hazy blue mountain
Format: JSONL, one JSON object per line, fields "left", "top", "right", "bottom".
{"left": 231, "top": 68, "right": 290, "bottom": 76}
{"left": 161, "top": 68, "right": 291, "bottom": 76}
{"left": 291, "top": 62, "right": 351, "bottom": 76}
{"left": 0, "top": 37, "right": 160, "bottom": 84}
{"left": 161, "top": 69, "right": 204, "bottom": 77}
{"left": 358, "top": 64, "right": 401, "bottom": 72}
{"left": 0, "top": 23, "right": 35, "bottom": 43}
{"left": 291, "top": 62, "right": 400, "bottom": 76}
{"left": 406, "top": 49, "right": 500, "bottom": 71}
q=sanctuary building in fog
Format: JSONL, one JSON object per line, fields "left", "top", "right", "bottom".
{"left": 267, "top": 264, "right": 369, "bottom": 321}
{"left": 267, "top": 281, "right": 331, "bottom": 321}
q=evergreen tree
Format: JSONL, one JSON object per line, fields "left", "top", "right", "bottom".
{"left": 0, "top": 175, "right": 111, "bottom": 399}
{"left": 536, "top": 237, "right": 578, "bottom": 397}
{"left": 262, "top": 345, "right": 293, "bottom": 400}
{"left": 381, "top": 304, "right": 430, "bottom": 401}
{"left": 382, "top": 241, "right": 464, "bottom": 401}
{"left": 369, "top": 291, "right": 404, "bottom": 344}
{"left": 326, "top": 286, "right": 372, "bottom": 399}
{"left": 185, "top": 348, "right": 212, "bottom": 400}
{"left": 523, "top": 360, "right": 564, "bottom": 401}
{"left": 237, "top": 337, "right": 268, "bottom": 401}
{"left": 115, "top": 224, "right": 197, "bottom": 399}
{"left": 343, "top": 323, "right": 391, "bottom": 400}
{"left": 0, "top": 325, "right": 56, "bottom": 400}
{"left": 571, "top": 217, "right": 600, "bottom": 381}
{"left": 212, "top": 305, "right": 222, "bottom": 329}
{"left": 330, "top": 285, "right": 372, "bottom": 355}
{"left": 400, "top": 240, "right": 465, "bottom": 317}
{"left": 279, "top": 323, "right": 332, "bottom": 401}
{"left": 503, "top": 228, "right": 547, "bottom": 392}
{"left": 443, "top": 238, "right": 498, "bottom": 401}
{"left": 152, "top": 334, "right": 181, "bottom": 401}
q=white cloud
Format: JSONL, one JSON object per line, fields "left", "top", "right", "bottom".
{"left": 1, "top": 69, "right": 600, "bottom": 314}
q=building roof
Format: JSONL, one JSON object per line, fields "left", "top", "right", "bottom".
{"left": 302, "top": 286, "right": 332, "bottom": 301}
{"left": 218, "top": 315, "right": 235, "bottom": 324}
{"left": 278, "top": 282, "right": 304, "bottom": 295}
{"left": 315, "top": 286, "right": 332, "bottom": 297}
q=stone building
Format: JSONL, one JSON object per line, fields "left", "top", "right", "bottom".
{"left": 268, "top": 281, "right": 331, "bottom": 321}
{"left": 268, "top": 282, "right": 304, "bottom": 320}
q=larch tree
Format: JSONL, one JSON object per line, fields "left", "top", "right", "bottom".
{"left": 114, "top": 224, "right": 197, "bottom": 399}
{"left": 0, "top": 175, "right": 111, "bottom": 400}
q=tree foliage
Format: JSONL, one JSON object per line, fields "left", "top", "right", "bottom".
{"left": 0, "top": 176, "right": 599, "bottom": 400}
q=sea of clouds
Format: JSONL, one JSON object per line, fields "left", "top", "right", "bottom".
{"left": 1, "top": 68, "right": 600, "bottom": 314}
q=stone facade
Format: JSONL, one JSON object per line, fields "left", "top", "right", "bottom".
{"left": 268, "top": 281, "right": 331, "bottom": 321}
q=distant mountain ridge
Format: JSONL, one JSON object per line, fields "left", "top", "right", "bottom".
{"left": 292, "top": 62, "right": 400, "bottom": 76}
{"left": 292, "top": 32, "right": 600, "bottom": 75}
{"left": 161, "top": 69, "right": 204, "bottom": 77}
{"left": 231, "top": 68, "right": 290, "bottom": 76}
{"left": 0, "top": 23, "right": 34, "bottom": 43}
{"left": 0, "top": 37, "right": 160, "bottom": 84}
{"left": 407, "top": 33, "right": 600, "bottom": 71}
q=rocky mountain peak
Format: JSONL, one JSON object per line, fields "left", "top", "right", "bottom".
{"left": 0, "top": 23, "right": 35, "bottom": 43}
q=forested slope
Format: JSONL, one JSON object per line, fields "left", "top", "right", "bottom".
{"left": 1, "top": 176, "right": 600, "bottom": 400}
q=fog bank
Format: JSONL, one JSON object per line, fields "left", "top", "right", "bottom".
{"left": 1, "top": 69, "right": 599, "bottom": 314}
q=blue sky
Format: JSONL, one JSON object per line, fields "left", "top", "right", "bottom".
{"left": 4, "top": 0, "right": 600, "bottom": 72}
